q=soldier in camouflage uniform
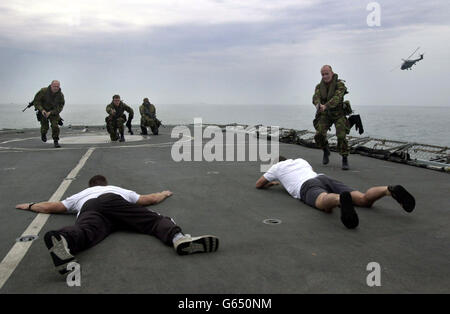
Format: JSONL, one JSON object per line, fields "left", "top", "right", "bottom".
{"left": 312, "top": 65, "right": 351, "bottom": 170}
{"left": 105, "top": 95, "right": 134, "bottom": 142}
{"left": 139, "top": 98, "right": 161, "bottom": 135}
{"left": 32, "top": 80, "right": 65, "bottom": 148}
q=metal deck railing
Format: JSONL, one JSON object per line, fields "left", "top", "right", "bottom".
{"left": 206, "top": 123, "right": 450, "bottom": 173}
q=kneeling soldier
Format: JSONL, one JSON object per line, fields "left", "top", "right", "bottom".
{"left": 105, "top": 95, "right": 134, "bottom": 142}
{"left": 139, "top": 98, "right": 161, "bottom": 135}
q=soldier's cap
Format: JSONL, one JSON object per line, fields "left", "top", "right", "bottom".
{"left": 113, "top": 94, "right": 121, "bottom": 99}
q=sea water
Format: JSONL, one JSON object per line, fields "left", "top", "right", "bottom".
{"left": 1, "top": 103, "right": 449, "bottom": 147}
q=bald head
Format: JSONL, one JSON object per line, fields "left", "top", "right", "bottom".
{"left": 321, "top": 65, "right": 332, "bottom": 72}
{"left": 320, "top": 65, "right": 334, "bottom": 83}
{"left": 50, "top": 80, "right": 60, "bottom": 93}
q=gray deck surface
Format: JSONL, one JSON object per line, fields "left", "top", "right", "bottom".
{"left": 0, "top": 125, "right": 449, "bottom": 293}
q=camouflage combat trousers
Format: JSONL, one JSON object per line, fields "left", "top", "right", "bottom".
{"left": 40, "top": 115, "right": 60, "bottom": 141}
{"left": 141, "top": 117, "right": 157, "bottom": 129}
{"left": 105, "top": 116, "right": 125, "bottom": 141}
{"left": 314, "top": 113, "right": 349, "bottom": 156}
{"left": 141, "top": 117, "right": 160, "bottom": 134}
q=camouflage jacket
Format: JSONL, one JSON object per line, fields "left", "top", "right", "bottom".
{"left": 139, "top": 102, "right": 156, "bottom": 120}
{"left": 33, "top": 86, "right": 65, "bottom": 115}
{"left": 106, "top": 101, "right": 134, "bottom": 120}
{"left": 312, "top": 74, "right": 347, "bottom": 112}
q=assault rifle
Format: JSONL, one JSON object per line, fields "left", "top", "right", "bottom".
{"left": 22, "top": 102, "right": 34, "bottom": 112}
{"left": 23, "top": 101, "right": 64, "bottom": 126}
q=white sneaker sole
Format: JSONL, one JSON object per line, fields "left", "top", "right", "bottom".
{"left": 175, "top": 235, "right": 219, "bottom": 256}
{"left": 44, "top": 232, "right": 77, "bottom": 275}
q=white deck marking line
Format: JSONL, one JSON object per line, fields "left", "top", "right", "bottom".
{"left": 0, "top": 137, "right": 36, "bottom": 144}
{"left": 0, "top": 134, "right": 194, "bottom": 152}
{"left": 0, "top": 147, "right": 95, "bottom": 290}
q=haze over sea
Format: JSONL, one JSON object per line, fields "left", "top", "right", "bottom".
{"left": 1, "top": 103, "right": 449, "bottom": 147}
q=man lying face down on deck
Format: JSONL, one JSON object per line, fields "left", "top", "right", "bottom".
{"left": 16, "top": 175, "right": 219, "bottom": 275}
{"left": 255, "top": 156, "right": 416, "bottom": 229}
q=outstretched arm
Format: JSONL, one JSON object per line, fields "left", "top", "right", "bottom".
{"left": 137, "top": 191, "right": 173, "bottom": 206}
{"left": 255, "top": 176, "right": 280, "bottom": 189}
{"left": 16, "top": 202, "right": 67, "bottom": 214}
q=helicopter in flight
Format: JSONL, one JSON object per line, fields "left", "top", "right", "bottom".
{"left": 391, "top": 47, "right": 424, "bottom": 71}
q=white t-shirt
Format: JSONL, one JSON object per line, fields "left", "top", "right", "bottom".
{"left": 61, "top": 185, "right": 141, "bottom": 216}
{"left": 263, "top": 158, "right": 318, "bottom": 199}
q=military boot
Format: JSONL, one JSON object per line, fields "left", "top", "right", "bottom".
{"left": 151, "top": 126, "right": 159, "bottom": 135}
{"left": 119, "top": 132, "right": 125, "bottom": 142}
{"left": 54, "top": 140, "right": 61, "bottom": 148}
{"left": 41, "top": 133, "right": 47, "bottom": 142}
{"left": 140, "top": 126, "right": 148, "bottom": 135}
{"left": 342, "top": 156, "right": 349, "bottom": 170}
{"left": 322, "top": 146, "right": 330, "bottom": 165}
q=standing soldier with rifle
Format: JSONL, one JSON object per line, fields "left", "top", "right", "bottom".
{"left": 312, "top": 65, "right": 352, "bottom": 170}
{"left": 139, "top": 98, "right": 161, "bottom": 135}
{"left": 29, "top": 80, "right": 65, "bottom": 148}
{"left": 105, "top": 95, "right": 134, "bottom": 142}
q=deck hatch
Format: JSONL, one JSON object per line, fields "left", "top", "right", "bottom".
{"left": 263, "top": 219, "right": 282, "bottom": 225}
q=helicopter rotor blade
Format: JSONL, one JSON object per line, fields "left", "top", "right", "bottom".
{"left": 405, "top": 46, "right": 420, "bottom": 60}
{"left": 390, "top": 63, "right": 402, "bottom": 72}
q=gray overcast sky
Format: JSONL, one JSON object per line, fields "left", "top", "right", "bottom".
{"left": 0, "top": 0, "right": 449, "bottom": 106}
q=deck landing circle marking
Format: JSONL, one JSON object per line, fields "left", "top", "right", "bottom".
{"left": 0, "top": 133, "right": 193, "bottom": 151}
{"left": 59, "top": 135, "right": 145, "bottom": 144}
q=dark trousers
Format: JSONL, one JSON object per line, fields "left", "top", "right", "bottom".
{"left": 57, "top": 193, "right": 182, "bottom": 254}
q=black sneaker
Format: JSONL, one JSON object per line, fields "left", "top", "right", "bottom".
{"left": 44, "top": 231, "right": 77, "bottom": 275}
{"left": 41, "top": 134, "right": 47, "bottom": 142}
{"left": 388, "top": 185, "right": 415, "bottom": 212}
{"left": 322, "top": 147, "right": 330, "bottom": 165}
{"left": 339, "top": 192, "right": 359, "bottom": 229}
{"left": 174, "top": 234, "right": 219, "bottom": 256}
{"left": 342, "top": 156, "right": 349, "bottom": 170}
